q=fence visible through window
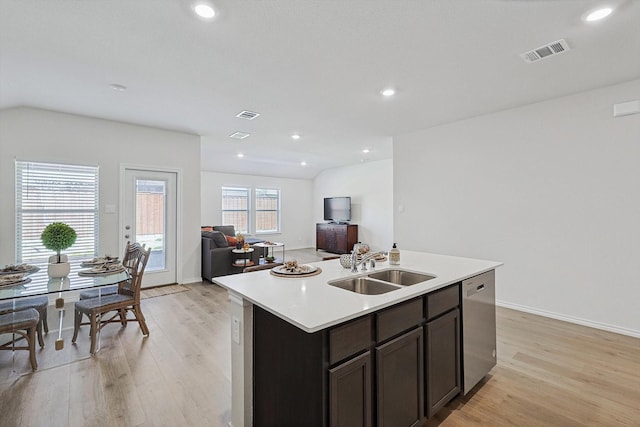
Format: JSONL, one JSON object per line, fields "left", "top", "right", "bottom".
{"left": 222, "top": 187, "right": 250, "bottom": 234}
{"left": 256, "top": 188, "right": 280, "bottom": 233}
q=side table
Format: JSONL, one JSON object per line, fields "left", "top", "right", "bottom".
{"left": 232, "top": 248, "right": 255, "bottom": 268}
{"left": 253, "top": 242, "right": 285, "bottom": 264}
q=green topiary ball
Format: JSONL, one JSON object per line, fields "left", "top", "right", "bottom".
{"left": 41, "top": 222, "right": 77, "bottom": 256}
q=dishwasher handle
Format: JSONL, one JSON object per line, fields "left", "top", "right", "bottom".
{"left": 465, "top": 282, "right": 486, "bottom": 297}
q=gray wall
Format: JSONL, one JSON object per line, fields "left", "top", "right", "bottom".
{"left": 394, "top": 79, "right": 640, "bottom": 336}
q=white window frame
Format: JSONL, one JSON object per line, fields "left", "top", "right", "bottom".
{"left": 15, "top": 160, "right": 99, "bottom": 263}
{"left": 255, "top": 188, "right": 281, "bottom": 234}
{"left": 221, "top": 186, "right": 251, "bottom": 234}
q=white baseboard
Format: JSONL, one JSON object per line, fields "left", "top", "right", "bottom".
{"left": 497, "top": 300, "right": 640, "bottom": 339}
{"left": 181, "top": 277, "right": 203, "bottom": 285}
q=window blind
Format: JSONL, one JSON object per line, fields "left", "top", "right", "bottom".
{"left": 15, "top": 161, "right": 99, "bottom": 263}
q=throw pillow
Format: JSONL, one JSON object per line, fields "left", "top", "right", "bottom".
{"left": 211, "top": 230, "right": 229, "bottom": 248}
{"left": 213, "top": 225, "right": 236, "bottom": 237}
{"left": 226, "top": 235, "right": 238, "bottom": 245}
{"left": 201, "top": 226, "right": 213, "bottom": 232}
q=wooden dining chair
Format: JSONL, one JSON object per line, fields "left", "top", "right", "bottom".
{"left": 0, "top": 296, "right": 48, "bottom": 348}
{"left": 0, "top": 308, "right": 39, "bottom": 370}
{"left": 78, "top": 242, "right": 133, "bottom": 300}
{"left": 72, "top": 242, "right": 151, "bottom": 354}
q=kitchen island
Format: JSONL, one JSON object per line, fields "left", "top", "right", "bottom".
{"left": 213, "top": 250, "right": 502, "bottom": 427}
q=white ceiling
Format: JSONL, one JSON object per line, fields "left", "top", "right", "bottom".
{"left": 1, "top": 0, "right": 639, "bottom": 179}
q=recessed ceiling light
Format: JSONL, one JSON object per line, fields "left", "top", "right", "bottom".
{"left": 381, "top": 88, "right": 396, "bottom": 97}
{"left": 237, "top": 153, "right": 244, "bottom": 158}
{"left": 109, "top": 83, "right": 127, "bottom": 92}
{"left": 194, "top": 3, "right": 215, "bottom": 19}
{"left": 291, "top": 134, "right": 301, "bottom": 140}
{"left": 585, "top": 7, "right": 613, "bottom": 22}
{"left": 300, "top": 161, "right": 307, "bottom": 166}
{"left": 362, "top": 149, "right": 370, "bottom": 154}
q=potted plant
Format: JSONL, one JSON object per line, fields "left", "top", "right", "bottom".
{"left": 41, "top": 222, "right": 77, "bottom": 278}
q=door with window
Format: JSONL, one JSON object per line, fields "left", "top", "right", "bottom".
{"left": 123, "top": 169, "right": 177, "bottom": 287}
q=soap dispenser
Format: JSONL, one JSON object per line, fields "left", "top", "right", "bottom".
{"left": 389, "top": 243, "right": 400, "bottom": 265}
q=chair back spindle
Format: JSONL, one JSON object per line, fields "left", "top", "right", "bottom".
{"left": 119, "top": 242, "right": 151, "bottom": 299}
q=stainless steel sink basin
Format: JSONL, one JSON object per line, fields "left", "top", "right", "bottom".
{"left": 328, "top": 277, "right": 402, "bottom": 295}
{"left": 367, "top": 270, "right": 435, "bottom": 286}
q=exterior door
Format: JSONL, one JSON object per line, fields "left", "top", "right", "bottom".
{"left": 123, "top": 169, "right": 177, "bottom": 287}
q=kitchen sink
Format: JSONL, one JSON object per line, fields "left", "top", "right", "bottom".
{"left": 328, "top": 269, "right": 436, "bottom": 295}
{"left": 367, "top": 269, "right": 435, "bottom": 286}
{"left": 328, "top": 277, "right": 402, "bottom": 295}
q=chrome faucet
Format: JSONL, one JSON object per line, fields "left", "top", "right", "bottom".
{"left": 350, "top": 243, "right": 362, "bottom": 273}
{"left": 350, "top": 243, "right": 385, "bottom": 273}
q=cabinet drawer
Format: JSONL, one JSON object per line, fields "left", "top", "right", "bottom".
{"left": 376, "top": 298, "right": 424, "bottom": 343}
{"left": 329, "top": 315, "right": 372, "bottom": 365}
{"left": 426, "top": 284, "right": 459, "bottom": 320}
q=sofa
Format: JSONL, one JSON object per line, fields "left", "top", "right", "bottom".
{"left": 201, "top": 225, "right": 264, "bottom": 281}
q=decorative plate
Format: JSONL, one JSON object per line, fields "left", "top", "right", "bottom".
{"left": 0, "top": 264, "right": 40, "bottom": 275}
{"left": 0, "top": 274, "right": 31, "bottom": 287}
{"left": 271, "top": 264, "right": 319, "bottom": 276}
{"left": 80, "top": 256, "right": 119, "bottom": 267}
{"left": 78, "top": 264, "right": 125, "bottom": 276}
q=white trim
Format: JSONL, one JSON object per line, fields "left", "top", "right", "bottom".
{"left": 119, "top": 163, "right": 183, "bottom": 285}
{"left": 497, "top": 300, "right": 640, "bottom": 339}
{"left": 182, "top": 277, "right": 203, "bottom": 285}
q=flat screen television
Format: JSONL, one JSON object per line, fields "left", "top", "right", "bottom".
{"left": 324, "top": 197, "right": 351, "bottom": 223}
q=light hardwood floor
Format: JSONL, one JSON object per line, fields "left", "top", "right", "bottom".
{"left": 1, "top": 253, "right": 639, "bottom": 426}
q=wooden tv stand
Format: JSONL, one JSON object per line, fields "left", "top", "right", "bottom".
{"left": 316, "top": 223, "right": 358, "bottom": 254}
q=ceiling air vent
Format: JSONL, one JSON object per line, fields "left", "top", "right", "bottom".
{"left": 229, "top": 131, "right": 251, "bottom": 140}
{"left": 236, "top": 110, "right": 260, "bottom": 120}
{"left": 520, "top": 39, "right": 570, "bottom": 63}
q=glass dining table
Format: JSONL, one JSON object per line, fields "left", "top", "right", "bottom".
{"left": 0, "top": 261, "right": 129, "bottom": 352}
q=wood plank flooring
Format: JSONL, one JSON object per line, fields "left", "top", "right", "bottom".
{"left": 1, "top": 252, "right": 639, "bottom": 426}
{"left": 424, "top": 308, "right": 640, "bottom": 427}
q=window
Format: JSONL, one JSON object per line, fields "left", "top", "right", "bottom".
{"left": 255, "top": 188, "right": 280, "bottom": 233}
{"left": 221, "top": 187, "right": 250, "bottom": 234}
{"left": 15, "top": 161, "right": 99, "bottom": 263}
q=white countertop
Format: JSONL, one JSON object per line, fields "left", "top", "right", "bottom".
{"left": 213, "top": 250, "right": 502, "bottom": 333}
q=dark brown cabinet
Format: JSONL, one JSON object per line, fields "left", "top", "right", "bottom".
{"left": 426, "top": 308, "right": 460, "bottom": 417}
{"left": 376, "top": 327, "right": 424, "bottom": 427}
{"left": 252, "top": 285, "right": 462, "bottom": 427}
{"left": 316, "top": 223, "right": 358, "bottom": 254}
{"left": 329, "top": 351, "right": 372, "bottom": 427}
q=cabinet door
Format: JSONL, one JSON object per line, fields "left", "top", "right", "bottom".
{"left": 329, "top": 351, "right": 372, "bottom": 427}
{"left": 334, "top": 231, "right": 347, "bottom": 252}
{"left": 426, "top": 308, "right": 460, "bottom": 418}
{"left": 326, "top": 230, "right": 338, "bottom": 252}
{"left": 317, "top": 227, "right": 327, "bottom": 250}
{"left": 376, "top": 327, "right": 424, "bottom": 427}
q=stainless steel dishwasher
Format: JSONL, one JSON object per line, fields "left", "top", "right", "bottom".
{"left": 461, "top": 270, "right": 497, "bottom": 395}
